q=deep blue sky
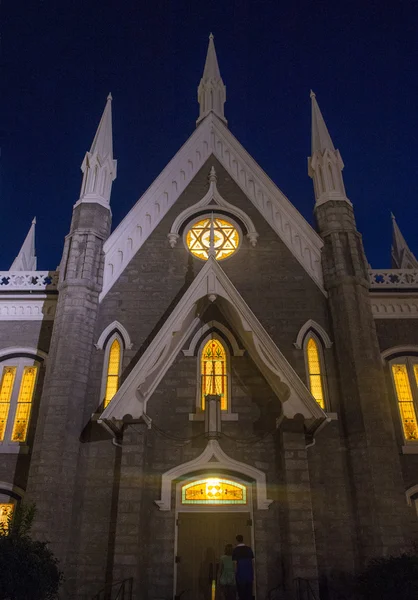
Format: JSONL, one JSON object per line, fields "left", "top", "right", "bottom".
{"left": 2, "top": 0, "right": 418, "bottom": 270}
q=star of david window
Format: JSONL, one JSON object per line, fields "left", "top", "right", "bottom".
{"left": 185, "top": 215, "right": 240, "bottom": 261}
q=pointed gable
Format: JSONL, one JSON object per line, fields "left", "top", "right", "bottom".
{"left": 101, "top": 113, "right": 325, "bottom": 301}
{"left": 100, "top": 257, "right": 326, "bottom": 432}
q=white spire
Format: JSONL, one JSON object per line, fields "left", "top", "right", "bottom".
{"left": 197, "top": 34, "right": 227, "bottom": 126}
{"left": 391, "top": 213, "right": 418, "bottom": 269}
{"left": 77, "top": 94, "right": 117, "bottom": 209}
{"left": 310, "top": 90, "right": 335, "bottom": 155}
{"left": 308, "top": 91, "right": 349, "bottom": 207}
{"left": 10, "top": 217, "right": 37, "bottom": 271}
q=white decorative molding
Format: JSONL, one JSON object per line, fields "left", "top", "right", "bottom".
{"left": 294, "top": 319, "right": 333, "bottom": 349}
{"left": 100, "top": 113, "right": 325, "bottom": 301}
{"left": 0, "top": 347, "right": 48, "bottom": 360}
{"left": 402, "top": 445, "right": 418, "bottom": 455}
{"left": 155, "top": 439, "right": 272, "bottom": 511}
{"left": 406, "top": 484, "right": 418, "bottom": 506}
{"left": 100, "top": 257, "right": 327, "bottom": 432}
{"left": 370, "top": 295, "right": 418, "bottom": 319}
{"left": 0, "top": 481, "right": 25, "bottom": 498}
{"left": 0, "top": 298, "right": 57, "bottom": 321}
{"left": 381, "top": 345, "right": 418, "bottom": 361}
{"left": 168, "top": 166, "right": 258, "bottom": 248}
{"left": 0, "top": 271, "right": 58, "bottom": 291}
{"left": 95, "top": 320, "right": 133, "bottom": 350}
{"left": 369, "top": 269, "right": 418, "bottom": 289}
{"left": 183, "top": 320, "right": 244, "bottom": 357}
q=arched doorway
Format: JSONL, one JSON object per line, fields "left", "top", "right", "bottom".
{"left": 174, "top": 474, "right": 254, "bottom": 600}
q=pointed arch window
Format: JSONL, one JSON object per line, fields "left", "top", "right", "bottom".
{"left": 102, "top": 335, "right": 123, "bottom": 408}
{"left": 390, "top": 359, "right": 418, "bottom": 442}
{"left": 305, "top": 336, "right": 326, "bottom": 409}
{"left": 0, "top": 357, "right": 40, "bottom": 446}
{"left": 200, "top": 338, "right": 228, "bottom": 411}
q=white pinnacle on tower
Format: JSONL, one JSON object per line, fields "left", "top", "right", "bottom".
{"left": 308, "top": 91, "right": 349, "bottom": 207}
{"left": 391, "top": 213, "right": 418, "bottom": 269}
{"left": 197, "top": 33, "right": 227, "bottom": 126}
{"left": 77, "top": 94, "right": 117, "bottom": 209}
{"left": 10, "top": 217, "right": 37, "bottom": 271}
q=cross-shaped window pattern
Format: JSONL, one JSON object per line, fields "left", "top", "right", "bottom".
{"left": 186, "top": 217, "right": 239, "bottom": 260}
{"left": 201, "top": 339, "right": 228, "bottom": 410}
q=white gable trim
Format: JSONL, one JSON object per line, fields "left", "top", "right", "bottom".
{"left": 100, "top": 113, "right": 325, "bottom": 301}
{"left": 155, "top": 439, "right": 272, "bottom": 511}
{"left": 95, "top": 320, "right": 133, "bottom": 350}
{"left": 100, "top": 257, "right": 326, "bottom": 430}
{"left": 183, "top": 320, "right": 244, "bottom": 357}
{"left": 294, "top": 319, "right": 333, "bottom": 349}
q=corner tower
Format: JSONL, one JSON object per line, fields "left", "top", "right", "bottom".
{"left": 309, "top": 93, "right": 407, "bottom": 564}
{"left": 26, "top": 97, "right": 116, "bottom": 580}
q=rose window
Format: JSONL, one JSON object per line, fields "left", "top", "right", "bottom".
{"left": 185, "top": 216, "right": 240, "bottom": 261}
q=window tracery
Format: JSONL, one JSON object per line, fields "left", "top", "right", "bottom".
{"left": 201, "top": 338, "right": 228, "bottom": 410}
{"left": 391, "top": 360, "right": 418, "bottom": 442}
{"left": 185, "top": 215, "right": 240, "bottom": 261}
{"left": 182, "top": 477, "right": 246, "bottom": 505}
{"left": 0, "top": 358, "right": 39, "bottom": 445}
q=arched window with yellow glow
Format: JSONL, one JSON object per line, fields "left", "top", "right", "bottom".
{"left": 201, "top": 338, "right": 228, "bottom": 411}
{"left": 391, "top": 362, "right": 418, "bottom": 442}
{"left": 305, "top": 336, "right": 326, "bottom": 409}
{"left": 0, "top": 357, "right": 40, "bottom": 446}
{"left": 186, "top": 216, "right": 240, "bottom": 261}
{"left": 104, "top": 338, "right": 122, "bottom": 407}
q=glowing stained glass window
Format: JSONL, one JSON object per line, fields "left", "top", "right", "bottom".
{"left": 392, "top": 364, "right": 418, "bottom": 441}
{"left": 182, "top": 478, "right": 247, "bottom": 504}
{"left": 201, "top": 339, "right": 227, "bottom": 410}
{"left": 306, "top": 338, "right": 325, "bottom": 409}
{"left": 0, "top": 503, "right": 14, "bottom": 532}
{"left": 186, "top": 217, "right": 239, "bottom": 261}
{"left": 11, "top": 366, "right": 38, "bottom": 442}
{"left": 104, "top": 339, "right": 121, "bottom": 407}
{"left": 0, "top": 367, "right": 16, "bottom": 441}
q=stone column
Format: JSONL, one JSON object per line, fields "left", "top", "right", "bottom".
{"left": 112, "top": 421, "right": 148, "bottom": 598}
{"left": 279, "top": 417, "right": 319, "bottom": 597}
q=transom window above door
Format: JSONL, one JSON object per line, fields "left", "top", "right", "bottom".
{"left": 181, "top": 478, "right": 247, "bottom": 505}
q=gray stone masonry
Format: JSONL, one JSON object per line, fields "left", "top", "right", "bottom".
{"left": 25, "top": 201, "right": 111, "bottom": 594}
{"left": 316, "top": 200, "right": 408, "bottom": 563}
{"left": 278, "top": 417, "right": 319, "bottom": 600}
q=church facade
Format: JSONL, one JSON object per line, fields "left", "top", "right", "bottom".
{"left": 0, "top": 35, "right": 418, "bottom": 600}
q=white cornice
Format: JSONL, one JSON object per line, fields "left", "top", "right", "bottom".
{"left": 100, "top": 113, "right": 325, "bottom": 301}
{"left": 0, "top": 298, "right": 56, "bottom": 321}
{"left": 370, "top": 293, "right": 418, "bottom": 319}
{"left": 100, "top": 257, "right": 327, "bottom": 430}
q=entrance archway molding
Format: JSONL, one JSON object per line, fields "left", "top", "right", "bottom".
{"left": 155, "top": 439, "right": 272, "bottom": 511}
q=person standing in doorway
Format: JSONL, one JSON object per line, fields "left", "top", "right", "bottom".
{"left": 232, "top": 534, "right": 254, "bottom": 600}
{"left": 218, "top": 544, "right": 236, "bottom": 600}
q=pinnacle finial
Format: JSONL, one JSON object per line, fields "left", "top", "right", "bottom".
{"left": 10, "top": 218, "right": 37, "bottom": 271}
{"left": 32, "top": 216, "right": 36, "bottom": 225}
{"left": 391, "top": 215, "right": 418, "bottom": 268}
{"left": 107, "top": 92, "right": 112, "bottom": 101}
{"left": 310, "top": 90, "right": 316, "bottom": 99}
{"left": 209, "top": 166, "right": 217, "bottom": 183}
{"left": 90, "top": 95, "right": 114, "bottom": 159}
{"left": 391, "top": 212, "right": 396, "bottom": 221}
{"left": 197, "top": 34, "right": 227, "bottom": 126}
{"left": 310, "top": 92, "right": 336, "bottom": 154}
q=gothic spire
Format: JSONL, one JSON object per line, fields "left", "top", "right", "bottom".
{"left": 391, "top": 213, "right": 418, "bottom": 269}
{"left": 308, "top": 91, "right": 348, "bottom": 207}
{"left": 197, "top": 34, "right": 227, "bottom": 126}
{"left": 10, "top": 217, "right": 37, "bottom": 271}
{"left": 310, "top": 90, "right": 335, "bottom": 154}
{"left": 78, "top": 94, "right": 117, "bottom": 208}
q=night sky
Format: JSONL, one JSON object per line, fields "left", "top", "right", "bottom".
{"left": 2, "top": 1, "right": 418, "bottom": 270}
